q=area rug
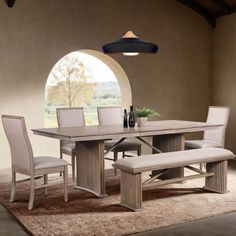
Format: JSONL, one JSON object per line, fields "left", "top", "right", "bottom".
{"left": 0, "top": 169, "right": 236, "bottom": 236}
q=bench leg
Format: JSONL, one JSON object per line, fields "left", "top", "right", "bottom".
{"left": 204, "top": 161, "right": 228, "bottom": 193}
{"left": 119, "top": 171, "right": 142, "bottom": 211}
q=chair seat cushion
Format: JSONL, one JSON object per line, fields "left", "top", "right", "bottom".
{"left": 113, "top": 148, "right": 234, "bottom": 173}
{"left": 105, "top": 140, "right": 141, "bottom": 152}
{"left": 34, "top": 156, "right": 68, "bottom": 170}
{"left": 185, "top": 140, "right": 222, "bottom": 149}
{"left": 62, "top": 143, "right": 76, "bottom": 154}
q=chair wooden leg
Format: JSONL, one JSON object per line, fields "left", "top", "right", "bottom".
{"left": 60, "top": 151, "right": 63, "bottom": 177}
{"left": 10, "top": 170, "right": 16, "bottom": 203}
{"left": 28, "top": 176, "right": 35, "bottom": 210}
{"left": 204, "top": 160, "right": 228, "bottom": 193}
{"left": 72, "top": 153, "right": 76, "bottom": 182}
{"left": 63, "top": 166, "right": 68, "bottom": 202}
{"left": 44, "top": 174, "right": 48, "bottom": 195}
{"left": 122, "top": 152, "right": 125, "bottom": 158}
{"left": 114, "top": 152, "right": 118, "bottom": 175}
{"left": 137, "top": 146, "right": 141, "bottom": 156}
{"left": 120, "top": 171, "right": 142, "bottom": 211}
{"left": 200, "top": 163, "right": 203, "bottom": 171}
{"left": 200, "top": 163, "right": 206, "bottom": 171}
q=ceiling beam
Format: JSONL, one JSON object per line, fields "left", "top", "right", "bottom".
{"left": 177, "top": 0, "right": 216, "bottom": 28}
{"left": 4, "top": 0, "right": 15, "bottom": 8}
{"left": 211, "top": 0, "right": 232, "bottom": 14}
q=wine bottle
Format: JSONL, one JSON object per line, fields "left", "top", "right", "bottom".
{"left": 128, "top": 106, "right": 135, "bottom": 128}
{"left": 123, "top": 109, "right": 128, "bottom": 128}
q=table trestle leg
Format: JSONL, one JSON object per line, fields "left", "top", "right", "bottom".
{"left": 152, "top": 134, "right": 185, "bottom": 179}
{"left": 75, "top": 140, "right": 107, "bottom": 197}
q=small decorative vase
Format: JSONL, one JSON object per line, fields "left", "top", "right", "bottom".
{"left": 137, "top": 117, "right": 148, "bottom": 127}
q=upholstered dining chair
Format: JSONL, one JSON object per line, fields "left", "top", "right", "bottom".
{"left": 185, "top": 106, "right": 230, "bottom": 149}
{"left": 2, "top": 115, "right": 68, "bottom": 210}
{"left": 97, "top": 106, "right": 141, "bottom": 174}
{"left": 56, "top": 107, "right": 85, "bottom": 182}
{"left": 185, "top": 106, "right": 230, "bottom": 169}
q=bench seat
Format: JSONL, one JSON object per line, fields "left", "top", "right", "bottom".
{"left": 113, "top": 148, "right": 234, "bottom": 174}
{"left": 113, "top": 148, "right": 235, "bottom": 211}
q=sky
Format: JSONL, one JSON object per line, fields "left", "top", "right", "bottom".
{"left": 46, "top": 51, "right": 117, "bottom": 86}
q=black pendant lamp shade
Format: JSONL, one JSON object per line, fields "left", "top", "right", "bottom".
{"left": 102, "top": 31, "right": 158, "bottom": 56}
{"left": 4, "top": 0, "right": 15, "bottom": 8}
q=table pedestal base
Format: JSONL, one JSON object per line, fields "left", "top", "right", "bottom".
{"left": 75, "top": 140, "right": 107, "bottom": 197}
{"left": 152, "top": 134, "right": 185, "bottom": 179}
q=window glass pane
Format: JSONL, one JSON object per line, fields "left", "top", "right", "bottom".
{"left": 45, "top": 52, "right": 121, "bottom": 127}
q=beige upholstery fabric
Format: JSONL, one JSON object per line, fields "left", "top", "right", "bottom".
{"left": 56, "top": 107, "right": 85, "bottom": 181}
{"left": 185, "top": 106, "right": 229, "bottom": 149}
{"left": 98, "top": 106, "right": 141, "bottom": 154}
{"left": 204, "top": 106, "right": 229, "bottom": 145}
{"left": 97, "top": 106, "right": 122, "bottom": 125}
{"left": 2, "top": 115, "right": 69, "bottom": 210}
{"left": 57, "top": 108, "right": 85, "bottom": 128}
{"left": 114, "top": 148, "right": 235, "bottom": 173}
{"left": 56, "top": 107, "right": 85, "bottom": 152}
{"left": 2, "top": 115, "right": 70, "bottom": 174}
{"left": 2, "top": 116, "right": 33, "bottom": 172}
{"left": 34, "top": 156, "right": 68, "bottom": 170}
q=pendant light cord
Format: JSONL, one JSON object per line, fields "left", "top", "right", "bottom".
{"left": 129, "top": 0, "right": 133, "bottom": 32}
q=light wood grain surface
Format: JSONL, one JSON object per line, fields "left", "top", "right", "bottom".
{"left": 32, "top": 120, "right": 224, "bottom": 198}
{"left": 32, "top": 120, "right": 223, "bottom": 142}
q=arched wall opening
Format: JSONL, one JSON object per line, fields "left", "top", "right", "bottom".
{"left": 45, "top": 49, "right": 132, "bottom": 127}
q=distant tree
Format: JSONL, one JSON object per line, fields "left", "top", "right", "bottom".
{"left": 46, "top": 54, "right": 97, "bottom": 107}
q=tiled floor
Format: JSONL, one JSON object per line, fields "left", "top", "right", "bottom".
{"left": 0, "top": 161, "right": 236, "bottom": 236}
{"left": 130, "top": 211, "right": 236, "bottom": 236}
{"left": 0, "top": 204, "right": 29, "bottom": 236}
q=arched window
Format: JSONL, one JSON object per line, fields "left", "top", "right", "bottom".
{"left": 45, "top": 50, "right": 131, "bottom": 127}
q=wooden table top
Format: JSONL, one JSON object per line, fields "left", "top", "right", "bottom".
{"left": 32, "top": 120, "right": 223, "bottom": 142}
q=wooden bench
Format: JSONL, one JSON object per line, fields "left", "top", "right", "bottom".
{"left": 113, "top": 148, "right": 235, "bottom": 211}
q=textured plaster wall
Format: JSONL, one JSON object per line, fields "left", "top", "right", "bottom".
{"left": 213, "top": 14, "right": 236, "bottom": 153}
{"left": 0, "top": 0, "right": 212, "bottom": 168}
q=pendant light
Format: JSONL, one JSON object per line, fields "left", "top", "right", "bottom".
{"left": 4, "top": 0, "right": 15, "bottom": 8}
{"left": 102, "top": 31, "right": 158, "bottom": 56}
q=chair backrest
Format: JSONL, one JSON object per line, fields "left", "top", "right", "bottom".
{"left": 203, "top": 106, "right": 230, "bottom": 147}
{"left": 97, "top": 106, "right": 122, "bottom": 125}
{"left": 2, "top": 115, "right": 34, "bottom": 173}
{"left": 56, "top": 107, "right": 85, "bottom": 146}
{"left": 56, "top": 107, "right": 85, "bottom": 128}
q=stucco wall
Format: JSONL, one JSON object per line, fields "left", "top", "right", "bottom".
{"left": 0, "top": 0, "right": 212, "bottom": 168}
{"left": 213, "top": 14, "right": 236, "bottom": 153}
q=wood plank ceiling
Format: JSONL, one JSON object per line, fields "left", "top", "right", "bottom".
{"left": 177, "top": 0, "right": 236, "bottom": 27}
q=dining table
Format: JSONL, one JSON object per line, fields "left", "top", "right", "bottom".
{"left": 32, "top": 120, "right": 223, "bottom": 197}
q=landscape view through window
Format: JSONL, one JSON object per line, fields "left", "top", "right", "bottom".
{"left": 45, "top": 52, "right": 121, "bottom": 127}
